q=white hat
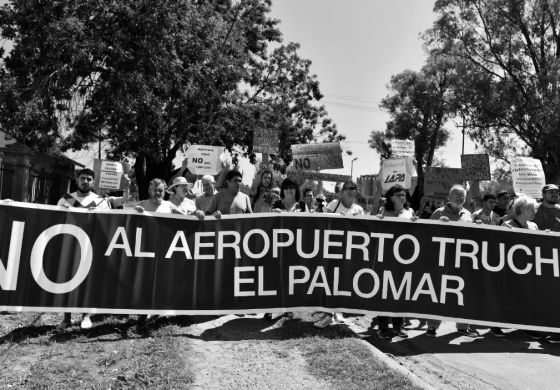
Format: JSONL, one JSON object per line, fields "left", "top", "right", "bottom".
{"left": 166, "top": 177, "right": 192, "bottom": 194}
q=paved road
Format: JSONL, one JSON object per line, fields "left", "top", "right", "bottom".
{"left": 345, "top": 317, "right": 560, "bottom": 390}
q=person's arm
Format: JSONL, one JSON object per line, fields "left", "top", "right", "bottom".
{"left": 170, "top": 202, "right": 187, "bottom": 215}
{"left": 246, "top": 194, "right": 253, "bottom": 213}
{"left": 205, "top": 193, "right": 219, "bottom": 215}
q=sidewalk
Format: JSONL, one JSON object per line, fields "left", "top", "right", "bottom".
{"left": 345, "top": 317, "right": 560, "bottom": 390}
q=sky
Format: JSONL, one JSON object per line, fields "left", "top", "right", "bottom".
{"left": 270, "top": 0, "right": 477, "bottom": 179}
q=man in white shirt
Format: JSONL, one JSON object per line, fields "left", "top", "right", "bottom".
{"left": 56, "top": 168, "right": 109, "bottom": 330}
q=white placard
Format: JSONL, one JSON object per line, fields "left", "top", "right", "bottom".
{"left": 511, "top": 157, "right": 546, "bottom": 198}
{"left": 389, "top": 139, "right": 415, "bottom": 158}
{"left": 94, "top": 159, "right": 125, "bottom": 191}
{"left": 380, "top": 158, "right": 410, "bottom": 192}
{"left": 184, "top": 145, "right": 224, "bottom": 175}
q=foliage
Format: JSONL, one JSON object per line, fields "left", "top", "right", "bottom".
{"left": 368, "top": 55, "right": 454, "bottom": 204}
{"left": 426, "top": 0, "right": 560, "bottom": 181}
{"left": 0, "top": 0, "right": 343, "bottom": 197}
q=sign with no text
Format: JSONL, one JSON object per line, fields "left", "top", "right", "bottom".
{"left": 511, "top": 157, "right": 546, "bottom": 198}
{"left": 461, "top": 154, "right": 491, "bottom": 181}
{"left": 184, "top": 145, "right": 224, "bottom": 175}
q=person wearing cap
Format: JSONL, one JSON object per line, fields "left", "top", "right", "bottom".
{"left": 314, "top": 181, "right": 363, "bottom": 329}
{"left": 195, "top": 175, "right": 217, "bottom": 213}
{"left": 315, "top": 193, "right": 327, "bottom": 213}
{"left": 493, "top": 191, "right": 511, "bottom": 218}
{"left": 167, "top": 176, "right": 197, "bottom": 215}
{"left": 532, "top": 184, "right": 560, "bottom": 232}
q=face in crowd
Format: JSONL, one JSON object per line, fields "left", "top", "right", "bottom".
{"left": 341, "top": 182, "right": 358, "bottom": 203}
{"left": 483, "top": 197, "right": 496, "bottom": 211}
{"left": 448, "top": 187, "right": 466, "bottom": 208}
{"left": 496, "top": 193, "right": 510, "bottom": 208}
{"left": 173, "top": 183, "right": 190, "bottom": 200}
{"left": 202, "top": 179, "right": 215, "bottom": 196}
{"left": 77, "top": 173, "right": 94, "bottom": 194}
{"left": 544, "top": 188, "right": 560, "bottom": 205}
{"left": 227, "top": 174, "right": 243, "bottom": 194}
{"left": 391, "top": 189, "right": 407, "bottom": 209}
{"left": 303, "top": 190, "right": 314, "bottom": 208}
{"left": 149, "top": 182, "right": 166, "bottom": 204}
{"left": 283, "top": 184, "right": 297, "bottom": 200}
{"left": 261, "top": 172, "right": 272, "bottom": 188}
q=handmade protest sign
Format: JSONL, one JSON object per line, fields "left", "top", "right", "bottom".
{"left": 184, "top": 145, "right": 224, "bottom": 175}
{"left": 253, "top": 128, "right": 279, "bottom": 154}
{"left": 461, "top": 154, "right": 491, "bottom": 181}
{"left": 388, "top": 139, "right": 415, "bottom": 158}
{"left": 511, "top": 157, "right": 546, "bottom": 198}
{"left": 424, "top": 167, "right": 465, "bottom": 201}
{"left": 1, "top": 202, "right": 560, "bottom": 332}
{"left": 93, "top": 159, "right": 127, "bottom": 192}
{"left": 290, "top": 142, "right": 343, "bottom": 170}
{"left": 380, "top": 158, "right": 410, "bottom": 192}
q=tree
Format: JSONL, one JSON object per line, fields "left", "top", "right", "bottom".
{"left": 0, "top": 0, "right": 342, "bottom": 198}
{"left": 369, "top": 55, "right": 453, "bottom": 206}
{"left": 426, "top": 0, "right": 560, "bottom": 181}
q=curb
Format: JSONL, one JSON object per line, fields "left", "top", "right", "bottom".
{"left": 343, "top": 320, "right": 436, "bottom": 390}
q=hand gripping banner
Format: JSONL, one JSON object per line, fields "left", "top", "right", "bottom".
{"left": 1, "top": 202, "right": 559, "bottom": 332}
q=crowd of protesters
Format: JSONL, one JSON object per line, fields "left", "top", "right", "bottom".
{"left": 4, "top": 161, "right": 560, "bottom": 341}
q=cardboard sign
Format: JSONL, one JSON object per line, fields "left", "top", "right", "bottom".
{"left": 253, "top": 128, "right": 279, "bottom": 154}
{"left": 290, "top": 142, "right": 343, "bottom": 170}
{"left": 424, "top": 167, "right": 465, "bottom": 201}
{"left": 461, "top": 154, "right": 491, "bottom": 181}
{"left": 380, "top": 158, "right": 410, "bottom": 192}
{"left": 389, "top": 139, "right": 415, "bottom": 158}
{"left": 511, "top": 157, "right": 546, "bottom": 198}
{"left": 93, "top": 159, "right": 127, "bottom": 191}
{"left": 184, "top": 145, "right": 224, "bottom": 175}
{"left": 287, "top": 170, "right": 350, "bottom": 183}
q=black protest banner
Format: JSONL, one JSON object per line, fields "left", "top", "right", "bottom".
{"left": 461, "top": 154, "right": 491, "bottom": 181}
{"left": 1, "top": 202, "right": 560, "bottom": 332}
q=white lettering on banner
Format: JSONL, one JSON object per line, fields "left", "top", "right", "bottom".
{"left": 30, "top": 224, "right": 92, "bottom": 294}
{"left": 324, "top": 230, "right": 344, "bottom": 259}
{"left": 234, "top": 266, "right": 255, "bottom": 297}
{"left": 165, "top": 231, "right": 193, "bottom": 259}
{"left": 0, "top": 221, "right": 25, "bottom": 291}
{"left": 218, "top": 231, "right": 241, "bottom": 260}
{"left": 393, "top": 234, "right": 420, "bottom": 264}
{"left": 194, "top": 232, "right": 215, "bottom": 260}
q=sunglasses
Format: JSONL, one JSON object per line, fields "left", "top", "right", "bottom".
{"left": 343, "top": 187, "right": 357, "bottom": 191}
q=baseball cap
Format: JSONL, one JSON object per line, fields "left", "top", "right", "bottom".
{"left": 542, "top": 184, "right": 560, "bottom": 193}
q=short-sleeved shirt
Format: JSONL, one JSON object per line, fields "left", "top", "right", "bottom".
{"left": 430, "top": 203, "right": 472, "bottom": 222}
{"left": 57, "top": 192, "right": 110, "bottom": 210}
{"left": 170, "top": 196, "right": 196, "bottom": 214}
{"left": 206, "top": 191, "right": 252, "bottom": 215}
{"left": 382, "top": 208, "right": 415, "bottom": 219}
{"left": 326, "top": 200, "right": 364, "bottom": 216}
{"left": 532, "top": 203, "right": 560, "bottom": 231}
{"left": 503, "top": 219, "right": 538, "bottom": 230}
{"left": 136, "top": 199, "right": 175, "bottom": 213}
{"left": 472, "top": 209, "right": 501, "bottom": 225}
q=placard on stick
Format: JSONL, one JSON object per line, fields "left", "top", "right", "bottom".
{"left": 461, "top": 154, "right": 491, "bottom": 181}
{"left": 184, "top": 145, "right": 224, "bottom": 175}
{"left": 389, "top": 139, "right": 415, "bottom": 158}
{"left": 290, "top": 142, "right": 343, "bottom": 170}
{"left": 253, "top": 128, "right": 279, "bottom": 154}
{"left": 93, "top": 159, "right": 127, "bottom": 192}
{"left": 424, "top": 167, "right": 465, "bottom": 201}
{"left": 287, "top": 170, "right": 350, "bottom": 183}
{"left": 511, "top": 157, "right": 546, "bottom": 198}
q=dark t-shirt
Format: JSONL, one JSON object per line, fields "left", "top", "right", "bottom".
{"left": 493, "top": 205, "right": 507, "bottom": 217}
{"left": 532, "top": 203, "right": 560, "bottom": 231}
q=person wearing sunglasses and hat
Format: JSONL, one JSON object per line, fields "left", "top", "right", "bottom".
{"left": 314, "top": 193, "right": 327, "bottom": 213}
{"left": 532, "top": 184, "right": 560, "bottom": 232}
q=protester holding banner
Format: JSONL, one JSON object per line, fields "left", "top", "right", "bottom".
{"left": 426, "top": 185, "right": 479, "bottom": 338}
{"left": 272, "top": 178, "right": 307, "bottom": 212}
{"left": 166, "top": 177, "right": 198, "bottom": 215}
{"left": 56, "top": 168, "right": 109, "bottom": 331}
{"left": 135, "top": 178, "right": 188, "bottom": 215}
{"left": 325, "top": 181, "right": 364, "bottom": 216}
{"left": 315, "top": 181, "right": 363, "bottom": 328}
{"left": 251, "top": 170, "right": 275, "bottom": 213}
{"left": 195, "top": 175, "right": 217, "bottom": 213}
{"left": 374, "top": 184, "right": 416, "bottom": 339}
{"left": 532, "top": 184, "right": 560, "bottom": 232}
{"left": 472, "top": 194, "right": 501, "bottom": 226}
{"left": 206, "top": 170, "right": 252, "bottom": 217}
{"left": 493, "top": 191, "right": 510, "bottom": 218}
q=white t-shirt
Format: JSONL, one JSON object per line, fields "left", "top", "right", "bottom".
{"left": 170, "top": 197, "right": 197, "bottom": 214}
{"left": 326, "top": 200, "right": 364, "bottom": 216}
{"left": 57, "top": 192, "right": 110, "bottom": 210}
{"left": 136, "top": 199, "right": 176, "bottom": 213}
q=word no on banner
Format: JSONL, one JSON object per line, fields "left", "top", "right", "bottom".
{"left": 1, "top": 203, "right": 560, "bottom": 332}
